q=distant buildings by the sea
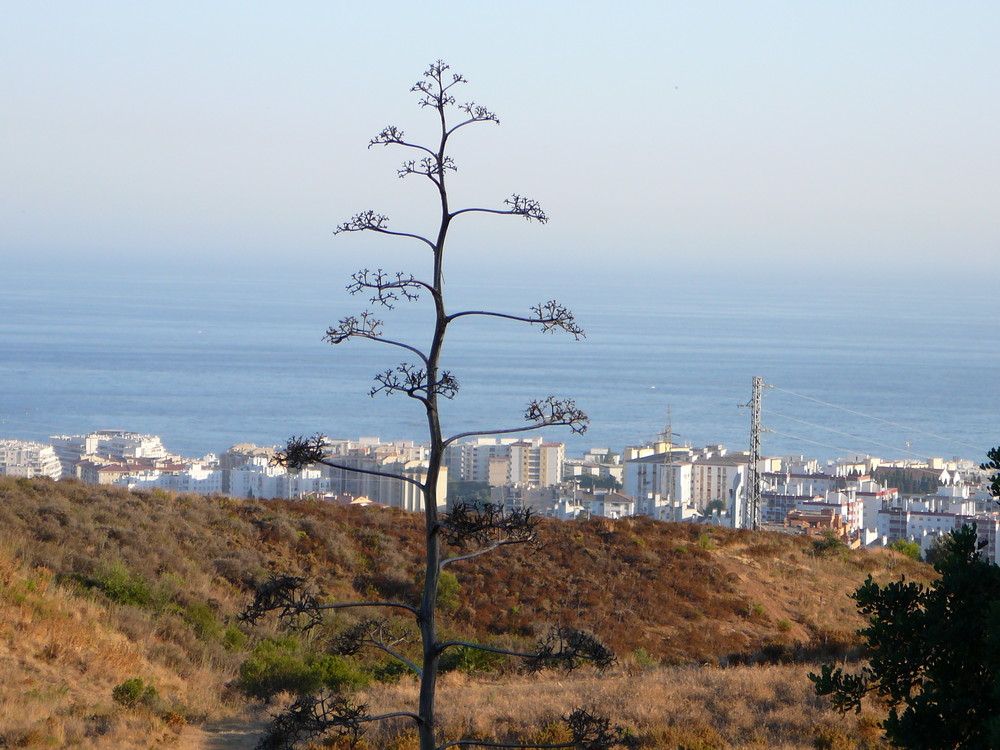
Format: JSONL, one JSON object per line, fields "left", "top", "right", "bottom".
{"left": 2, "top": 428, "right": 997, "bottom": 563}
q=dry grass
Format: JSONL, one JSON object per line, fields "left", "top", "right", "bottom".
{"left": 355, "top": 665, "right": 887, "bottom": 750}
{"left": 0, "top": 544, "right": 236, "bottom": 747}
{"left": 0, "top": 477, "right": 931, "bottom": 748}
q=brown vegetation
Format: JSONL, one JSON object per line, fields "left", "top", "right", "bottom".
{"left": 357, "top": 666, "right": 888, "bottom": 750}
{"left": 0, "top": 477, "right": 931, "bottom": 747}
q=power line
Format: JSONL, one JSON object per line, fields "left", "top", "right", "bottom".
{"left": 766, "top": 409, "right": 924, "bottom": 459}
{"left": 765, "top": 427, "right": 859, "bottom": 457}
{"left": 770, "top": 385, "right": 982, "bottom": 451}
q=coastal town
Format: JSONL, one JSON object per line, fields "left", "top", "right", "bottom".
{"left": 2, "top": 428, "right": 996, "bottom": 563}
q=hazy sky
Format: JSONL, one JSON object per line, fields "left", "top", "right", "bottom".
{"left": 4, "top": 2, "right": 999, "bottom": 281}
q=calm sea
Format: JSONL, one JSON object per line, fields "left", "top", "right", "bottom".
{"left": 2, "top": 262, "right": 998, "bottom": 465}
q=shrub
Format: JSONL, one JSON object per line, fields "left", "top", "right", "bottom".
{"left": 185, "top": 600, "right": 223, "bottom": 641}
{"left": 439, "top": 645, "right": 507, "bottom": 675}
{"left": 222, "top": 625, "right": 247, "bottom": 651}
{"left": 112, "top": 677, "right": 159, "bottom": 709}
{"left": 812, "top": 531, "right": 846, "bottom": 557}
{"left": 437, "top": 569, "right": 461, "bottom": 612}
{"left": 237, "top": 637, "right": 369, "bottom": 700}
{"left": 887, "top": 538, "right": 922, "bottom": 561}
{"left": 630, "top": 647, "right": 658, "bottom": 671}
{"left": 88, "top": 562, "right": 156, "bottom": 608}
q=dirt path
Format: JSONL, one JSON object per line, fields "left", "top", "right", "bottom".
{"left": 174, "top": 710, "right": 270, "bottom": 750}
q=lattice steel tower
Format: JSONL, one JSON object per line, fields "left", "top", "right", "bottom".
{"left": 745, "top": 376, "right": 767, "bottom": 530}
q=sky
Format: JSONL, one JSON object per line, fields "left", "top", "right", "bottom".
{"left": 4, "top": 1, "right": 1000, "bottom": 284}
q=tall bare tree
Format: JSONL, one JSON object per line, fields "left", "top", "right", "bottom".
{"left": 242, "top": 61, "right": 629, "bottom": 750}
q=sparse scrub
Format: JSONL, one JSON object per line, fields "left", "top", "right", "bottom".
{"left": 0, "top": 476, "right": 933, "bottom": 747}
{"left": 355, "top": 665, "right": 889, "bottom": 749}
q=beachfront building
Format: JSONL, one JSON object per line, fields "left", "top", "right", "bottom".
{"left": 116, "top": 461, "right": 225, "bottom": 495}
{"left": 49, "top": 430, "right": 170, "bottom": 477}
{"left": 228, "top": 456, "right": 329, "bottom": 500}
{"left": 0, "top": 439, "right": 62, "bottom": 480}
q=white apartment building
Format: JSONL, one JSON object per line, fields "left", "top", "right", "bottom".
{"left": 0, "top": 439, "right": 61, "bottom": 479}
{"left": 689, "top": 453, "right": 750, "bottom": 511}
{"left": 444, "top": 436, "right": 565, "bottom": 487}
{"left": 228, "top": 457, "right": 330, "bottom": 500}
{"left": 509, "top": 439, "right": 564, "bottom": 486}
{"left": 761, "top": 470, "right": 890, "bottom": 535}
{"left": 623, "top": 445, "right": 752, "bottom": 518}
{"left": 117, "top": 462, "right": 226, "bottom": 495}
{"left": 49, "top": 430, "right": 169, "bottom": 477}
{"left": 316, "top": 440, "right": 446, "bottom": 512}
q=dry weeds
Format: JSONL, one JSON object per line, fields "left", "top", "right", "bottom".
{"left": 355, "top": 665, "right": 887, "bottom": 749}
{"left": 0, "top": 478, "right": 926, "bottom": 748}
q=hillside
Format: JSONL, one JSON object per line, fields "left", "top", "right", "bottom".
{"left": 0, "top": 477, "right": 931, "bottom": 747}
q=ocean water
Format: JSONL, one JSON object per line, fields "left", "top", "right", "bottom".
{"left": 2, "top": 262, "right": 998, "bottom": 465}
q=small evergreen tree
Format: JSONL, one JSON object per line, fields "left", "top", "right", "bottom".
{"left": 811, "top": 521, "right": 1000, "bottom": 748}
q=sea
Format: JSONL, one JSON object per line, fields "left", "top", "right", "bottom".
{"left": 2, "top": 260, "right": 998, "bottom": 466}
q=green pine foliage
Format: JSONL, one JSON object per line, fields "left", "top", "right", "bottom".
{"left": 811, "top": 523, "right": 1000, "bottom": 748}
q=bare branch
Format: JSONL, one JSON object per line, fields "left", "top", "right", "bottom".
{"left": 368, "top": 125, "right": 437, "bottom": 158}
{"left": 451, "top": 193, "right": 548, "bottom": 224}
{"left": 334, "top": 618, "right": 422, "bottom": 676}
{"left": 256, "top": 693, "right": 367, "bottom": 750}
{"left": 239, "top": 575, "right": 323, "bottom": 630}
{"left": 411, "top": 60, "right": 465, "bottom": 110}
{"left": 335, "top": 210, "right": 390, "bottom": 234}
{"left": 436, "top": 640, "right": 543, "bottom": 660}
{"left": 448, "top": 301, "right": 584, "bottom": 339}
{"left": 256, "top": 692, "right": 421, "bottom": 750}
{"left": 334, "top": 210, "right": 435, "bottom": 250}
{"left": 273, "top": 435, "right": 427, "bottom": 491}
{"left": 439, "top": 503, "right": 538, "bottom": 568}
{"left": 240, "top": 577, "right": 421, "bottom": 635}
{"left": 439, "top": 543, "right": 520, "bottom": 569}
{"left": 441, "top": 502, "right": 538, "bottom": 549}
{"left": 530, "top": 300, "right": 585, "bottom": 338}
{"left": 435, "top": 627, "right": 615, "bottom": 678}
{"left": 273, "top": 435, "right": 329, "bottom": 472}
{"left": 398, "top": 155, "right": 457, "bottom": 182}
{"left": 524, "top": 397, "right": 589, "bottom": 434}
{"left": 505, "top": 194, "right": 548, "bottom": 223}
{"left": 324, "top": 311, "right": 382, "bottom": 344}
{"left": 443, "top": 420, "right": 581, "bottom": 449}
{"left": 324, "top": 313, "right": 430, "bottom": 366}
{"left": 440, "top": 399, "right": 588, "bottom": 449}
{"left": 444, "top": 102, "right": 501, "bottom": 136}
{"left": 460, "top": 102, "right": 500, "bottom": 124}
{"left": 564, "top": 708, "right": 636, "bottom": 750}
{"left": 522, "top": 627, "right": 616, "bottom": 673}
{"left": 370, "top": 364, "right": 459, "bottom": 401}
{"left": 315, "top": 600, "right": 421, "bottom": 617}
{"left": 347, "top": 269, "right": 429, "bottom": 308}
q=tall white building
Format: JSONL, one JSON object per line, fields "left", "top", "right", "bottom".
{"left": 444, "top": 436, "right": 565, "bottom": 487}
{"left": 621, "top": 445, "right": 754, "bottom": 523}
{"left": 49, "top": 430, "right": 169, "bottom": 477}
{"left": 316, "top": 439, "right": 446, "bottom": 512}
{"left": 0, "top": 439, "right": 61, "bottom": 479}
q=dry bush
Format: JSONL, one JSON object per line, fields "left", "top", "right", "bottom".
{"left": 0, "top": 477, "right": 934, "bottom": 747}
{"left": 355, "top": 665, "right": 889, "bottom": 749}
